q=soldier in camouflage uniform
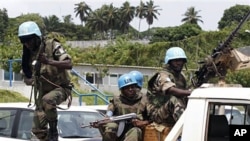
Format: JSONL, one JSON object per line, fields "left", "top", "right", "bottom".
{"left": 146, "top": 47, "right": 191, "bottom": 128}
{"left": 102, "top": 73, "right": 149, "bottom": 141}
{"left": 18, "top": 21, "right": 73, "bottom": 141}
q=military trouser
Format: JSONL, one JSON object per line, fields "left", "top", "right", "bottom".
{"left": 147, "top": 95, "right": 186, "bottom": 125}
{"left": 122, "top": 127, "right": 142, "bottom": 141}
{"left": 31, "top": 87, "right": 70, "bottom": 141}
{"left": 102, "top": 122, "right": 142, "bottom": 141}
{"left": 169, "top": 96, "right": 186, "bottom": 121}
{"left": 102, "top": 122, "right": 118, "bottom": 141}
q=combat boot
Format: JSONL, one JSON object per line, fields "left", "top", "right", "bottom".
{"left": 48, "top": 120, "right": 58, "bottom": 141}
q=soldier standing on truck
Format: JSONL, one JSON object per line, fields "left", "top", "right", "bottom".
{"left": 18, "top": 21, "right": 73, "bottom": 141}
{"left": 100, "top": 73, "right": 149, "bottom": 141}
{"left": 146, "top": 47, "right": 191, "bottom": 139}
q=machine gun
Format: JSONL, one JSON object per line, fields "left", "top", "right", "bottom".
{"left": 191, "top": 10, "right": 250, "bottom": 88}
{"left": 81, "top": 113, "right": 137, "bottom": 128}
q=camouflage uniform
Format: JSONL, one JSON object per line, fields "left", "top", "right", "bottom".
{"left": 146, "top": 65, "right": 188, "bottom": 126}
{"left": 22, "top": 39, "right": 72, "bottom": 141}
{"left": 102, "top": 92, "right": 147, "bottom": 141}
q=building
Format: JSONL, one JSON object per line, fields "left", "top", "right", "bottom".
{"left": 0, "top": 62, "right": 161, "bottom": 96}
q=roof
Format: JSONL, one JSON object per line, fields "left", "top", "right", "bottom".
{"left": 0, "top": 102, "right": 99, "bottom": 112}
{"left": 190, "top": 87, "right": 250, "bottom": 101}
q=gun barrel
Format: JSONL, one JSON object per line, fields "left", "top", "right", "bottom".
{"left": 81, "top": 113, "right": 137, "bottom": 128}
{"left": 111, "top": 113, "right": 137, "bottom": 121}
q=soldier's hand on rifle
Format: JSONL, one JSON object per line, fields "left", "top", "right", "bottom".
{"left": 23, "top": 77, "right": 34, "bottom": 86}
{"left": 132, "top": 119, "right": 149, "bottom": 128}
{"left": 38, "top": 53, "right": 49, "bottom": 64}
{"left": 89, "top": 121, "right": 99, "bottom": 128}
{"left": 89, "top": 117, "right": 110, "bottom": 128}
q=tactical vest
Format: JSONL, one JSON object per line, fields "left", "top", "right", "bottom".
{"left": 112, "top": 93, "right": 146, "bottom": 120}
{"left": 32, "top": 39, "right": 71, "bottom": 93}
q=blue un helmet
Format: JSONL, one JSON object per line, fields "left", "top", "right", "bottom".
{"left": 129, "top": 71, "right": 143, "bottom": 88}
{"left": 18, "top": 21, "right": 42, "bottom": 38}
{"left": 118, "top": 73, "right": 137, "bottom": 89}
{"left": 164, "top": 47, "right": 187, "bottom": 64}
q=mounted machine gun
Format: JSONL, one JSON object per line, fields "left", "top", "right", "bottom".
{"left": 191, "top": 10, "right": 250, "bottom": 87}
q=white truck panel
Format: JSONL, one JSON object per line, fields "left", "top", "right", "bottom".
{"left": 182, "top": 98, "right": 208, "bottom": 141}
{"left": 165, "top": 111, "right": 185, "bottom": 141}
{"left": 164, "top": 87, "right": 250, "bottom": 141}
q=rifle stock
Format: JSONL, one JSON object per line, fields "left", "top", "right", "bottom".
{"left": 81, "top": 113, "right": 137, "bottom": 128}
{"left": 191, "top": 10, "right": 250, "bottom": 88}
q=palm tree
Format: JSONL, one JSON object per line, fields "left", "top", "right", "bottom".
{"left": 135, "top": 1, "right": 146, "bottom": 38}
{"left": 86, "top": 8, "right": 107, "bottom": 39}
{"left": 103, "top": 4, "right": 118, "bottom": 39}
{"left": 144, "top": 0, "right": 161, "bottom": 36}
{"left": 181, "top": 7, "right": 203, "bottom": 25}
{"left": 63, "top": 15, "right": 73, "bottom": 24}
{"left": 119, "top": 1, "right": 135, "bottom": 34}
{"left": 74, "top": 1, "right": 92, "bottom": 25}
{"left": 42, "top": 15, "right": 61, "bottom": 32}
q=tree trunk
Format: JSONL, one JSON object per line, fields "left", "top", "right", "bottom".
{"left": 147, "top": 24, "right": 151, "bottom": 39}
{"left": 138, "top": 19, "right": 142, "bottom": 39}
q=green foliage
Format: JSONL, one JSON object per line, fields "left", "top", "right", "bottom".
{"left": 150, "top": 23, "right": 202, "bottom": 43}
{"left": 0, "top": 8, "right": 9, "bottom": 42}
{"left": 218, "top": 5, "right": 250, "bottom": 30}
{"left": 1, "top": 4, "right": 250, "bottom": 88}
{"left": 226, "top": 70, "right": 250, "bottom": 87}
{"left": 0, "top": 33, "right": 22, "bottom": 72}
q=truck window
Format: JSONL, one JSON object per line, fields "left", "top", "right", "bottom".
{"left": 207, "top": 114, "right": 229, "bottom": 141}
{"left": 206, "top": 103, "right": 250, "bottom": 141}
{"left": 17, "top": 110, "right": 33, "bottom": 140}
{"left": 0, "top": 109, "right": 16, "bottom": 137}
{"left": 208, "top": 104, "right": 249, "bottom": 125}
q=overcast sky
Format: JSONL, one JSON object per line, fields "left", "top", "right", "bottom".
{"left": 0, "top": 0, "right": 249, "bottom": 31}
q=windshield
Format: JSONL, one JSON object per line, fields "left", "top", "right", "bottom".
{"left": 58, "top": 111, "right": 103, "bottom": 138}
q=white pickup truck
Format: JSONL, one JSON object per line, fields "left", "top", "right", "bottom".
{"left": 164, "top": 84, "right": 250, "bottom": 141}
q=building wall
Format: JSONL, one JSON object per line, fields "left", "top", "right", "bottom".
{"left": 72, "top": 64, "right": 160, "bottom": 94}
{"left": 1, "top": 64, "right": 161, "bottom": 95}
{"left": 66, "top": 40, "right": 150, "bottom": 48}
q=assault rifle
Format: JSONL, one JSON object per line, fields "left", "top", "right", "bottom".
{"left": 81, "top": 113, "right": 137, "bottom": 128}
{"left": 191, "top": 10, "right": 250, "bottom": 88}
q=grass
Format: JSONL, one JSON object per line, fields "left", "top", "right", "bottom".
{"left": 0, "top": 87, "right": 113, "bottom": 105}
{"left": 72, "top": 89, "right": 113, "bottom": 105}
{"left": 0, "top": 89, "right": 29, "bottom": 102}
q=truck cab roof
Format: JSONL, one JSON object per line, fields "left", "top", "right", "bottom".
{"left": 190, "top": 87, "right": 250, "bottom": 101}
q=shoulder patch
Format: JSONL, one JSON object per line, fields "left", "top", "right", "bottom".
{"left": 166, "top": 78, "right": 171, "bottom": 82}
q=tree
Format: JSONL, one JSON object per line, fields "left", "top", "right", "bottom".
{"left": 86, "top": 8, "right": 108, "bottom": 39}
{"left": 181, "top": 6, "right": 203, "bottom": 25}
{"left": 74, "top": 1, "right": 92, "bottom": 25}
{"left": 63, "top": 15, "right": 73, "bottom": 24}
{"left": 119, "top": 1, "right": 135, "bottom": 33}
{"left": 0, "top": 8, "right": 9, "bottom": 42}
{"left": 43, "top": 15, "right": 61, "bottom": 33}
{"left": 218, "top": 5, "right": 250, "bottom": 30}
{"left": 144, "top": 0, "right": 161, "bottom": 36}
{"left": 150, "top": 23, "right": 202, "bottom": 43}
{"left": 135, "top": 1, "right": 146, "bottom": 37}
{"left": 103, "top": 4, "right": 118, "bottom": 39}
